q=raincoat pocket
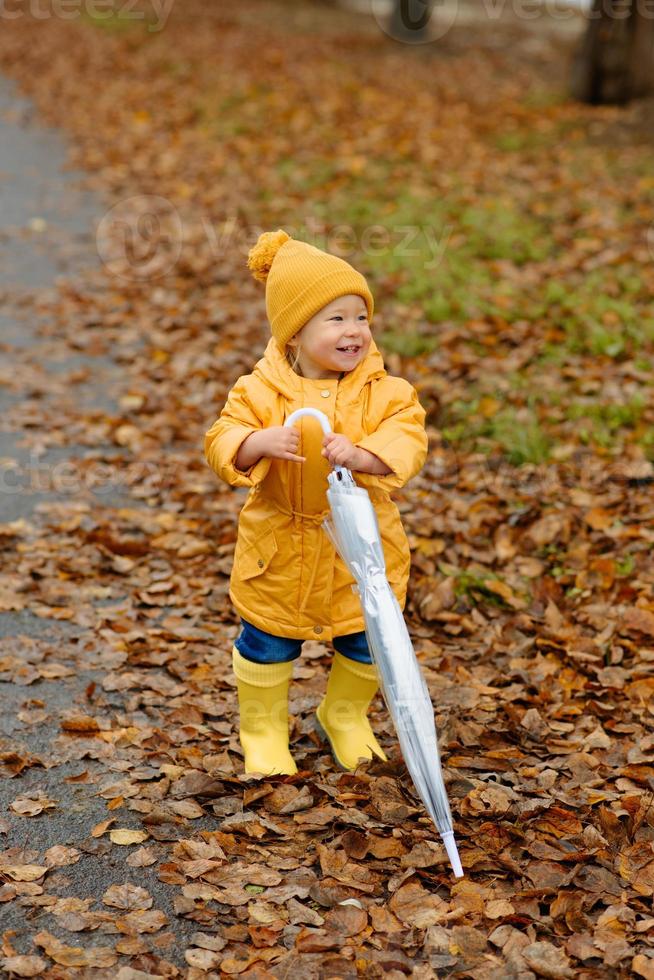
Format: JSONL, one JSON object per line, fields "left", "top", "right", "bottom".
{"left": 235, "top": 526, "right": 279, "bottom": 581}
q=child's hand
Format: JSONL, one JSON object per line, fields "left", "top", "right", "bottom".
{"left": 260, "top": 426, "right": 306, "bottom": 463}
{"left": 321, "top": 433, "right": 362, "bottom": 469}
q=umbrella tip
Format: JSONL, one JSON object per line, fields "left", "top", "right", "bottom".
{"left": 441, "top": 831, "right": 464, "bottom": 878}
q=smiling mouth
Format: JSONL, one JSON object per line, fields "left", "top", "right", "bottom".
{"left": 337, "top": 345, "right": 360, "bottom": 353}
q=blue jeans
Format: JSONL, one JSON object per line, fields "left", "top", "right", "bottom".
{"left": 235, "top": 618, "right": 372, "bottom": 665}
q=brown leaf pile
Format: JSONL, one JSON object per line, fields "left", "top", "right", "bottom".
{"left": 1, "top": 0, "right": 654, "bottom": 977}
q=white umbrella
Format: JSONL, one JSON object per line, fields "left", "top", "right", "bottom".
{"left": 285, "top": 407, "right": 463, "bottom": 878}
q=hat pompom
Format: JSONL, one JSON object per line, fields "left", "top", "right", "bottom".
{"left": 247, "top": 229, "right": 290, "bottom": 283}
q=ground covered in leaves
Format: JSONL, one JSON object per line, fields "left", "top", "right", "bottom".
{"left": 1, "top": 1, "right": 654, "bottom": 977}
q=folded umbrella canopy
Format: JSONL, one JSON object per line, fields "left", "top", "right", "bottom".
{"left": 285, "top": 408, "right": 463, "bottom": 878}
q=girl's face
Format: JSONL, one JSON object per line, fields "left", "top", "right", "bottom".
{"left": 286, "top": 294, "right": 372, "bottom": 380}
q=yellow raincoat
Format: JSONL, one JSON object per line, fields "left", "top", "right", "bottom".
{"left": 204, "top": 336, "right": 428, "bottom": 641}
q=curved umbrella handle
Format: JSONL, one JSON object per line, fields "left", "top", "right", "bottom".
{"left": 285, "top": 407, "right": 331, "bottom": 435}
{"left": 284, "top": 407, "right": 351, "bottom": 483}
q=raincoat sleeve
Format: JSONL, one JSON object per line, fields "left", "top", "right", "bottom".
{"left": 354, "top": 378, "right": 428, "bottom": 493}
{"left": 204, "top": 375, "right": 274, "bottom": 489}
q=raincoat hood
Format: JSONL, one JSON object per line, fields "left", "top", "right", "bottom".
{"left": 251, "top": 335, "right": 387, "bottom": 400}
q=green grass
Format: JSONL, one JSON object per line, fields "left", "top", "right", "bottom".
{"left": 188, "top": 74, "right": 654, "bottom": 472}
{"left": 493, "top": 95, "right": 587, "bottom": 154}
{"left": 565, "top": 393, "right": 647, "bottom": 440}
{"left": 191, "top": 67, "right": 654, "bottom": 346}
{"left": 533, "top": 271, "right": 654, "bottom": 362}
{"left": 440, "top": 395, "right": 552, "bottom": 465}
{"left": 520, "top": 87, "right": 569, "bottom": 109}
{"left": 638, "top": 427, "right": 654, "bottom": 461}
{"left": 320, "top": 188, "right": 557, "bottom": 325}
{"left": 484, "top": 409, "right": 552, "bottom": 465}
{"left": 191, "top": 89, "right": 654, "bottom": 355}
{"left": 377, "top": 330, "right": 438, "bottom": 358}
{"left": 193, "top": 82, "right": 282, "bottom": 140}
{"left": 616, "top": 553, "right": 636, "bottom": 577}
{"left": 439, "top": 378, "right": 651, "bottom": 460}
{"left": 493, "top": 119, "right": 583, "bottom": 154}
{"left": 436, "top": 565, "right": 518, "bottom": 609}
{"left": 250, "top": 174, "right": 556, "bottom": 325}
{"left": 455, "top": 572, "right": 510, "bottom": 608}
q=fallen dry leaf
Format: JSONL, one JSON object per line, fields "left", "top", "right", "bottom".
{"left": 0, "top": 955, "right": 48, "bottom": 978}
{"left": 389, "top": 880, "right": 450, "bottom": 928}
{"left": 184, "top": 947, "right": 223, "bottom": 970}
{"left": 102, "top": 884, "right": 153, "bottom": 911}
{"left": 34, "top": 931, "right": 117, "bottom": 968}
{"left": 126, "top": 846, "right": 158, "bottom": 868}
{"left": 9, "top": 795, "right": 57, "bottom": 817}
{"left": 522, "top": 941, "right": 575, "bottom": 979}
{"left": 0, "top": 865, "right": 48, "bottom": 883}
{"left": 43, "top": 846, "right": 81, "bottom": 868}
{"left": 109, "top": 829, "right": 149, "bottom": 846}
{"left": 91, "top": 818, "right": 116, "bottom": 838}
{"left": 116, "top": 909, "right": 169, "bottom": 934}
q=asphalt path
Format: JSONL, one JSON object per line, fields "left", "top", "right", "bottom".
{"left": 0, "top": 74, "right": 203, "bottom": 975}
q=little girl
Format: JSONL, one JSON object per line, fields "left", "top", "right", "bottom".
{"left": 204, "top": 229, "right": 428, "bottom": 776}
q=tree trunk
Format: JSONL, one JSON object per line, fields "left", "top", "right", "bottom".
{"left": 571, "top": 0, "right": 654, "bottom": 104}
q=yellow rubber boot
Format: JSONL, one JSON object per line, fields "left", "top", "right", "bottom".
{"left": 315, "top": 652, "right": 388, "bottom": 770}
{"left": 232, "top": 647, "right": 297, "bottom": 776}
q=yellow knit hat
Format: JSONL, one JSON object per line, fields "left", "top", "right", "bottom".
{"left": 247, "top": 229, "right": 374, "bottom": 350}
